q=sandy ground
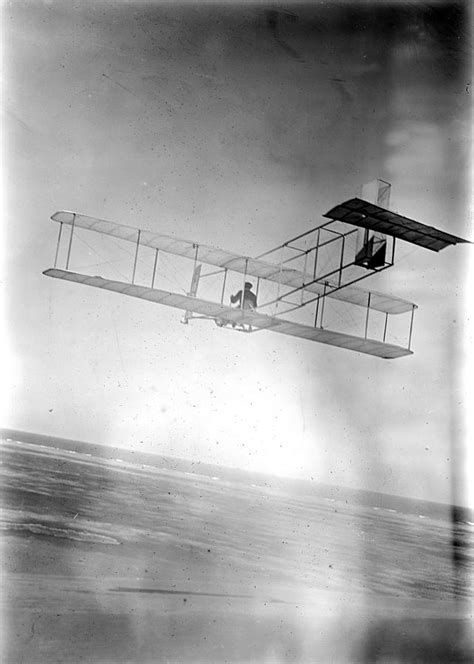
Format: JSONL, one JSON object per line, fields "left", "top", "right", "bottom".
{"left": 2, "top": 563, "right": 471, "bottom": 663}
{"left": 1, "top": 437, "right": 473, "bottom": 662}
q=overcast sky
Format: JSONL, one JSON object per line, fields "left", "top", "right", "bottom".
{"left": 2, "top": 1, "right": 472, "bottom": 506}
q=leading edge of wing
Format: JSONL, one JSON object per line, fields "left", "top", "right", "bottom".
{"left": 50, "top": 210, "right": 414, "bottom": 315}
{"left": 43, "top": 268, "right": 412, "bottom": 359}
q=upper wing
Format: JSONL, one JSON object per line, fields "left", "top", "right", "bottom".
{"left": 51, "top": 211, "right": 413, "bottom": 315}
{"left": 324, "top": 198, "right": 470, "bottom": 251}
{"left": 43, "top": 268, "right": 412, "bottom": 359}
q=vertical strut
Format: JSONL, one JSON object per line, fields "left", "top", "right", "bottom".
{"left": 314, "top": 296, "right": 320, "bottom": 327}
{"left": 241, "top": 258, "right": 248, "bottom": 309}
{"left": 220, "top": 268, "right": 228, "bottom": 304}
{"left": 132, "top": 229, "right": 141, "bottom": 284}
{"left": 313, "top": 229, "right": 321, "bottom": 279}
{"left": 338, "top": 236, "right": 345, "bottom": 287}
{"left": 364, "top": 293, "right": 371, "bottom": 338}
{"left": 408, "top": 305, "right": 416, "bottom": 350}
{"left": 151, "top": 248, "right": 159, "bottom": 288}
{"left": 320, "top": 282, "right": 327, "bottom": 328}
{"left": 65, "top": 214, "right": 76, "bottom": 270}
{"left": 276, "top": 264, "right": 282, "bottom": 305}
{"left": 301, "top": 250, "right": 308, "bottom": 304}
{"left": 383, "top": 312, "right": 388, "bottom": 342}
{"left": 54, "top": 222, "right": 63, "bottom": 267}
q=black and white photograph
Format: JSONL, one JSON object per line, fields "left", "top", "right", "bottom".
{"left": 1, "top": 1, "right": 473, "bottom": 662}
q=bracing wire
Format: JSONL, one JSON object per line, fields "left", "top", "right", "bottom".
{"left": 74, "top": 230, "right": 188, "bottom": 294}
{"left": 74, "top": 233, "right": 131, "bottom": 281}
{"left": 106, "top": 232, "right": 189, "bottom": 293}
{"left": 107, "top": 234, "right": 139, "bottom": 258}
{"left": 153, "top": 251, "right": 188, "bottom": 294}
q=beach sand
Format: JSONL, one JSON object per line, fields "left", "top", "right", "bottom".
{"left": 1, "top": 435, "right": 472, "bottom": 662}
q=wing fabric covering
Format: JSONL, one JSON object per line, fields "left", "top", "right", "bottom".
{"left": 43, "top": 268, "right": 412, "bottom": 359}
{"left": 324, "top": 198, "right": 470, "bottom": 251}
{"left": 51, "top": 211, "right": 413, "bottom": 315}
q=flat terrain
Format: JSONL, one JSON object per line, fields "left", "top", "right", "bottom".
{"left": 1, "top": 436, "right": 472, "bottom": 662}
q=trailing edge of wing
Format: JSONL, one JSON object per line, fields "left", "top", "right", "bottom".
{"left": 43, "top": 268, "right": 412, "bottom": 359}
{"left": 50, "top": 210, "right": 414, "bottom": 315}
{"left": 324, "top": 198, "right": 470, "bottom": 251}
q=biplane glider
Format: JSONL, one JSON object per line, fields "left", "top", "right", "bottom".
{"left": 43, "top": 180, "right": 469, "bottom": 359}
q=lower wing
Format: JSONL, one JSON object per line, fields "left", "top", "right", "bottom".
{"left": 43, "top": 268, "right": 412, "bottom": 360}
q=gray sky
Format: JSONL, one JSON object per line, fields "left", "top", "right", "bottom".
{"left": 2, "top": 1, "right": 472, "bottom": 505}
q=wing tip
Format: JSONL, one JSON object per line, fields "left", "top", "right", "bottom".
{"left": 50, "top": 210, "right": 79, "bottom": 222}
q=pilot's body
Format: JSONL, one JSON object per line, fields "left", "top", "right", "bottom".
{"left": 230, "top": 282, "right": 257, "bottom": 309}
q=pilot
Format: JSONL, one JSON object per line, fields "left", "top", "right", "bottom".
{"left": 230, "top": 282, "right": 257, "bottom": 310}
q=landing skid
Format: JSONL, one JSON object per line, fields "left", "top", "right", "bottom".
{"left": 214, "top": 319, "right": 253, "bottom": 333}
{"left": 181, "top": 314, "right": 252, "bottom": 332}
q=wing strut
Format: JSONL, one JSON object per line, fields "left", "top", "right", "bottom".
{"left": 44, "top": 268, "right": 412, "bottom": 359}
{"left": 50, "top": 210, "right": 415, "bottom": 315}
